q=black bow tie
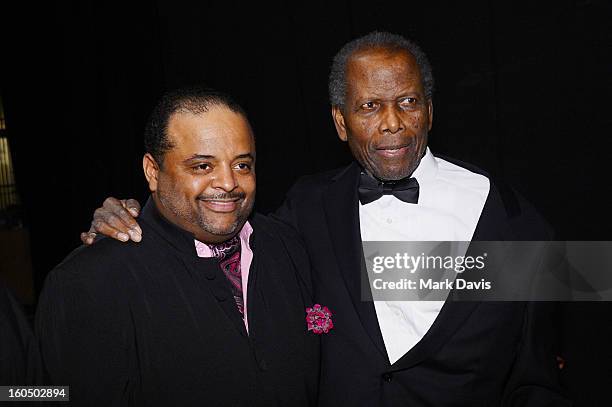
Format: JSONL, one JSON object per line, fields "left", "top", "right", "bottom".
{"left": 358, "top": 172, "right": 420, "bottom": 205}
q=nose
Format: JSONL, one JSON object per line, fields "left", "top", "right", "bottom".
{"left": 211, "top": 165, "right": 238, "bottom": 192}
{"left": 379, "top": 104, "right": 404, "bottom": 134}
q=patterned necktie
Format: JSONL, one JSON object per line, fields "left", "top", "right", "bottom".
{"left": 208, "top": 235, "right": 244, "bottom": 317}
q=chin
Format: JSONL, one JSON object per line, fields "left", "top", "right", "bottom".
{"left": 210, "top": 225, "right": 240, "bottom": 237}
{"left": 371, "top": 166, "right": 411, "bottom": 181}
{"left": 197, "top": 217, "right": 238, "bottom": 236}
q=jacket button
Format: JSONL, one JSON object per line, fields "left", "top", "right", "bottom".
{"left": 382, "top": 372, "right": 393, "bottom": 383}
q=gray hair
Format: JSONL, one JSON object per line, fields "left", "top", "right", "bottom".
{"left": 328, "top": 31, "right": 435, "bottom": 109}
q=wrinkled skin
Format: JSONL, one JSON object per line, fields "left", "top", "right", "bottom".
{"left": 332, "top": 47, "right": 432, "bottom": 181}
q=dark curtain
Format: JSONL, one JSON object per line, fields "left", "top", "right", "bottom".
{"left": 2, "top": 1, "right": 611, "bottom": 404}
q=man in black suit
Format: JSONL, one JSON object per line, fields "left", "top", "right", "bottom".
{"left": 81, "top": 33, "right": 569, "bottom": 405}
{"left": 36, "top": 88, "right": 319, "bottom": 406}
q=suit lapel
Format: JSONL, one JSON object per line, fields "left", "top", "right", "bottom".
{"left": 471, "top": 182, "right": 509, "bottom": 242}
{"left": 391, "top": 180, "right": 509, "bottom": 370}
{"left": 390, "top": 300, "right": 480, "bottom": 370}
{"left": 322, "top": 162, "right": 513, "bottom": 369}
{"left": 323, "top": 163, "right": 389, "bottom": 360}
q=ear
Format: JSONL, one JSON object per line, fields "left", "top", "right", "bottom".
{"left": 143, "top": 153, "right": 160, "bottom": 192}
{"left": 332, "top": 105, "right": 348, "bottom": 142}
{"left": 427, "top": 99, "right": 434, "bottom": 131}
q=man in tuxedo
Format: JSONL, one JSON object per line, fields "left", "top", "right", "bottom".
{"left": 36, "top": 87, "right": 319, "bottom": 406}
{"left": 80, "top": 33, "right": 569, "bottom": 405}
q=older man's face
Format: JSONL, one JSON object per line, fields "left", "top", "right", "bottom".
{"left": 145, "top": 106, "right": 256, "bottom": 244}
{"left": 332, "top": 47, "right": 433, "bottom": 181}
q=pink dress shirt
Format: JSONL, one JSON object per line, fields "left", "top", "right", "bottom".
{"left": 194, "top": 221, "right": 254, "bottom": 333}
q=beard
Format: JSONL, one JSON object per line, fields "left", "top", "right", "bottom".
{"left": 157, "top": 183, "right": 253, "bottom": 239}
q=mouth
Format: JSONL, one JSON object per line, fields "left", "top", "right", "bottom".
{"left": 198, "top": 199, "right": 241, "bottom": 213}
{"left": 375, "top": 144, "right": 412, "bottom": 158}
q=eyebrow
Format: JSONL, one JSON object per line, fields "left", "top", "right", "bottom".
{"left": 182, "top": 153, "right": 255, "bottom": 164}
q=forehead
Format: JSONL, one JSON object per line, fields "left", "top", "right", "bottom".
{"left": 345, "top": 47, "right": 423, "bottom": 96}
{"left": 166, "top": 106, "right": 254, "bottom": 156}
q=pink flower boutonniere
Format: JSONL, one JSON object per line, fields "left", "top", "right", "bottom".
{"left": 306, "top": 304, "right": 334, "bottom": 334}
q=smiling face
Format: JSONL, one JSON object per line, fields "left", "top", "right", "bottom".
{"left": 332, "top": 47, "right": 433, "bottom": 181}
{"left": 144, "top": 105, "right": 256, "bottom": 244}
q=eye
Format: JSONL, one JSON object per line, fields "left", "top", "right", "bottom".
{"left": 235, "top": 162, "right": 252, "bottom": 172}
{"left": 399, "top": 97, "right": 418, "bottom": 108}
{"left": 193, "top": 163, "right": 212, "bottom": 172}
{"left": 360, "top": 101, "right": 378, "bottom": 110}
{"left": 399, "top": 97, "right": 419, "bottom": 109}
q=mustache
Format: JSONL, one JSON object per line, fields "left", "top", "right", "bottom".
{"left": 197, "top": 192, "right": 246, "bottom": 201}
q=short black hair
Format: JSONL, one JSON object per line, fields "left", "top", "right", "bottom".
{"left": 144, "top": 86, "right": 248, "bottom": 167}
{"left": 328, "top": 31, "right": 435, "bottom": 109}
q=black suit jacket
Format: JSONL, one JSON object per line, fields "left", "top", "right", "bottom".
{"left": 275, "top": 160, "right": 570, "bottom": 407}
{"left": 36, "top": 198, "right": 319, "bottom": 406}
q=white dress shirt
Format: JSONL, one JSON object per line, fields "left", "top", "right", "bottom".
{"left": 359, "top": 148, "right": 490, "bottom": 364}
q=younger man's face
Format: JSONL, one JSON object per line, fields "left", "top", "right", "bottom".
{"left": 145, "top": 105, "right": 256, "bottom": 244}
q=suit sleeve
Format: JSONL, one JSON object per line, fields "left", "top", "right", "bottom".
{"left": 501, "top": 302, "right": 572, "bottom": 406}
{"left": 35, "top": 266, "right": 134, "bottom": 406}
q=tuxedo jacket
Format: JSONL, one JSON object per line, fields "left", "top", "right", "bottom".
{"left": 275, "top": 160, "right": 571, "bottom": 407}
{"left": 36, "top": 198, "right": 319, "bottom": 406}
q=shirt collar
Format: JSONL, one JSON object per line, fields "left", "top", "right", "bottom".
{"left": 195, "top": 221, "right": 253, "bottom": 257}
{"left": 411, "top": 147, "right": 438, "bottom": 186}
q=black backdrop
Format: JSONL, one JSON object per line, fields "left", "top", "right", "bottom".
{"left": 2, "top": 1, "right": 611, "bottom": 404}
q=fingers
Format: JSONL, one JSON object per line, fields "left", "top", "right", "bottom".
{"left": 122, "top": 198, "right": 142, "bottom": 218}
{"left": 91, "top": 210, "right": 133, "bottom": 242}
{"left": 80, "top": 231, "right": 96, "bottom": 245}
{"left": 108, "top": 198, "right": 142, "bottom": 235}
{"left": 81, "top": 197, "right": 144, "bottom": 245}
{"left": 93, "top": 197, "right": 142, "bottom": 242}
{"left": 104, "top": 197, "right": 142, "bottom": 238}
